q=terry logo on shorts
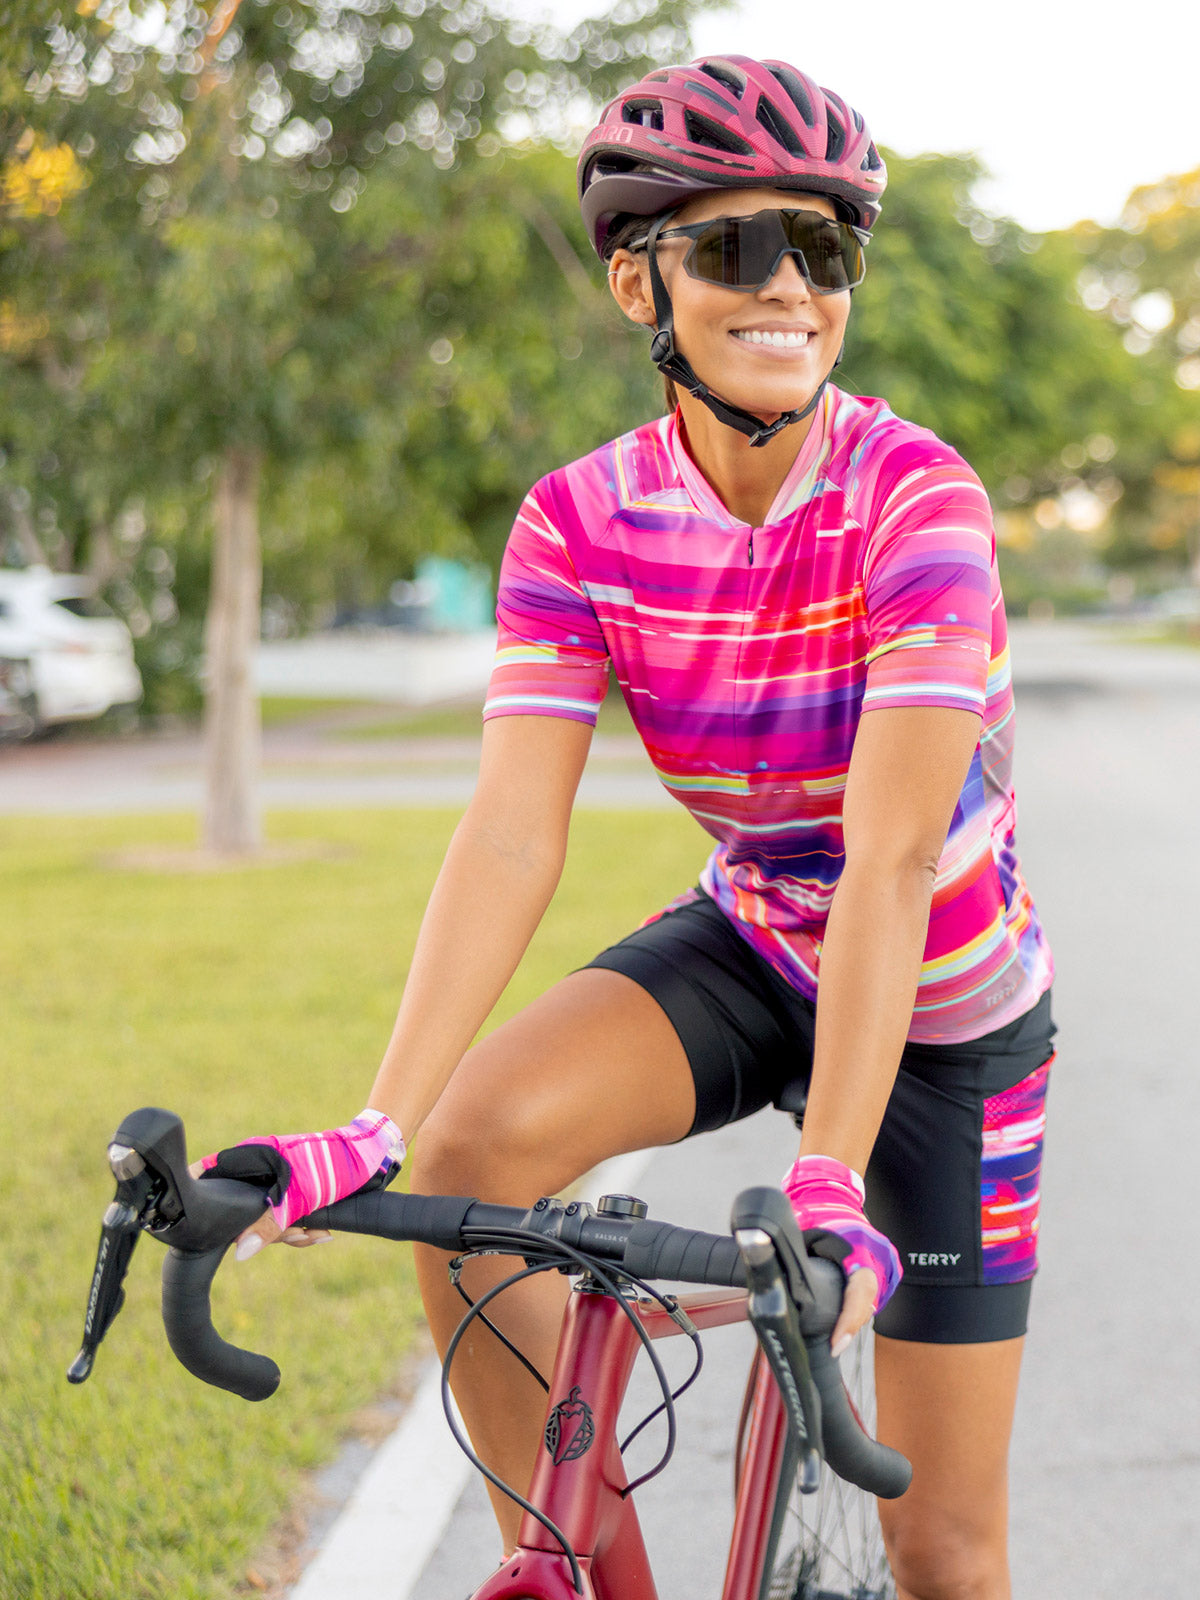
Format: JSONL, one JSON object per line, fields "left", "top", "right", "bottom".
{"left": 908, "top": 1251, "right": 962, "bottom": 1267}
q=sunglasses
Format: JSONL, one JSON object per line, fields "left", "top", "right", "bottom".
{"left": 639, "top": 208, "right": 868, "bottom": 296}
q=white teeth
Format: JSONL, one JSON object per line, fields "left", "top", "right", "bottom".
{"left": 733, "top": 329, "right": 811, "bottom": 348}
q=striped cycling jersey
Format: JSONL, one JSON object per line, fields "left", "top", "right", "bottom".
{"left": 484, "top": 386, "right": 1053, "bottom": 1044}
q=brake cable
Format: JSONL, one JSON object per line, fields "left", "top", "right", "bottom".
{"left": 439, "top": 1229, "right": 706, "bottom": 1593}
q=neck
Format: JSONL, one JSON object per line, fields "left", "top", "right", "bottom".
{"left": 675, "top": 390, "right": 818, "bottom": 525}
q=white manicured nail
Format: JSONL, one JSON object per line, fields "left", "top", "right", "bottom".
{"left": 236, "top": 1233, "right": 265, "bottom": 1262}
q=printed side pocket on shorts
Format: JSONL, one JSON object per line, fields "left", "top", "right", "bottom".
{"left": 980, "top": 1052, "right": 1054, "bottom": 1285}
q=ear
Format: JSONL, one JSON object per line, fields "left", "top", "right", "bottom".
{"left": 607, "top": 250, "right": 657, "bottom": 328}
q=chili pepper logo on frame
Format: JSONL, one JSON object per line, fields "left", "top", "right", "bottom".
{"left": 544, "top": 1386, "right": 596, "bottom": 1465}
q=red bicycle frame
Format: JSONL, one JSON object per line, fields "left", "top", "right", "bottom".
{"left": 468, "top": 1282, "right": 789, "bottom": 1600}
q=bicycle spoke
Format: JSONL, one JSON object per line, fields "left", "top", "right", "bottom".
{"left": 761, "top": 1330, "right": 896, "bottom": 1600}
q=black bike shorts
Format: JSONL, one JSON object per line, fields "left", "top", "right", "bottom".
{"left": 587, "top": 891, "right": 1056, "bottom": 1345}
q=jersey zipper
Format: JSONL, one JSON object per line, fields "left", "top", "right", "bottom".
{"left": 734, "top": 525, "right": 758, "bottom": 774}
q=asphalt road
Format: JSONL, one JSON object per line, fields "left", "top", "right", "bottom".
{"left": 8, "top": 620, "right": 1200, "bottom": 1595}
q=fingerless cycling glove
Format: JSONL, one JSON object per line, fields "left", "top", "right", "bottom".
{"left": 782, "top": 1154, "right": 902, "bottom": 1316}
{"left": 200, "top": 1110, "right": 405, "bottom": 1233}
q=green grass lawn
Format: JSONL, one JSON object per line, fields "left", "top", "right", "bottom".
{"left": 335, "top": 685, "right": 638, "bottom": 742}
{"left": 0, "top": 806, "right": 709, "bottom": 1600}
{"left": 258, "top": 696, "right": 373, "bottom": 727}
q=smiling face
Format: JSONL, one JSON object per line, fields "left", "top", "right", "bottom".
{"left": 610, "top": 187, "right": 852, "bottom": 426}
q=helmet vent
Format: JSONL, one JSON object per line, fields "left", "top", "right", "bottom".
{"left": 756, "top": 95, "right": 805, "bottom": 157}
{"left": 862, "top": 144, "right": 883, "bottom": 172}
{"left": 683, "top": 108, "right": 755, "bottom": 156}
{"left": 698, "top": 59, "right": 747, "bottom": 98}
{"left": 622, "top": 98, "right": 664, "bottom": 131}
{"left": 824, "top": 116, "right": 846, "bottom": 165}
{"left": 768, "top": 66, "right": 816, "bottom": 129}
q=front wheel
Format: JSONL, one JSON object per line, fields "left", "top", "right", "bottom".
{"left": 755, "top": 1330, "right": 896, "bottom": 1600}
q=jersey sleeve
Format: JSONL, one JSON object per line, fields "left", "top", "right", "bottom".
{"left": 483, "top": 479, "right": 610, "bottom": 725}
{"left": 860, "top": 448, "right": 996, "bottom": 716}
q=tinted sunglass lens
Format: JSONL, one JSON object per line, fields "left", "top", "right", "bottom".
{"left": 690, "top": 217, "right": 785, "bottom": 288}
{"left": 795, "top": 222, "right": 851, "bottom": 291}
{"left": 685, "top": 212, "right": 863, "bottom": 293}
{"left": 690, "top": 220, "right": 752, "bottom": 286}
{"left": 780, "top": 215, "right": 864, "bottom": 292}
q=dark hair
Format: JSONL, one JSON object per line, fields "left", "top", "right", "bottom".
{"left": 601, "top": 213, "right": 655, "bottom": 264}
{"left": 603, "top": 212, "right": 679, "bottom": 412}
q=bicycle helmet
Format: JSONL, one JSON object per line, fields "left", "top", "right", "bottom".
{"left": 578, "top": 56, "right": 886, "bottom": 445}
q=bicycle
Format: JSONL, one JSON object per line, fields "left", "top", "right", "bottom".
{"left": 69, "top": 1107, "right": 911, "bottom": 1599}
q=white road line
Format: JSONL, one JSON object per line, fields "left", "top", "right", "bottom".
{"left": 286, "top": 1147, "right": 657, "bottom": 1600}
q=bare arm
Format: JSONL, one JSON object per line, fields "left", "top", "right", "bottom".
{"left": 800, "top": 703, "right": 982, "bottom": 1166}
{"left": 798, "top": 705, "right": 982, "bottom": 1342}
{"left": 367, "top": 712, "right": 593, "bottom": 1139}
{"left": 210, "top": 713, "right": 592, "bottom": 1257}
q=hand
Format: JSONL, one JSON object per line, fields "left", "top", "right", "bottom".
{"left": 189, "top": 1110, "right": 405, "bottom": 1261}
{"left": 781, "top": 1154, "right": 902, "bottom": 1357}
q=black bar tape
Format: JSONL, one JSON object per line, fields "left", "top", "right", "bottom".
{"left": 796, "top": 1256, "right": 912, "bottom": 1499}
{"left": 805, "top": 1327, "right": 910, "bottom": 1498}
{"left": 306, "top": 1191, "right": 477, "bottom": 1248}
{"left": 621, "top": 1220, "right": 746, "bottom": 1287}
{"left": 801, "top": 1276, "right": 911, "bottom": 1495}
{"left": 161, "top": 1247, "right": 280, "bottom": 1402}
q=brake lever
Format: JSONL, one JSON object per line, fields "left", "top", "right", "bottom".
{"left": 66, "top": 1141, "right": 157, "bottom": 1384}
{"left": 733, "top": 1190, "right": 824, "bottom": 1495}
{"left": 67, "top": 1108, "right": 268, "bottom": 1386}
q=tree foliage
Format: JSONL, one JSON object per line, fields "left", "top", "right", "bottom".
{"left": 1067, "top": 169, "right": 1200, "bottom": 575}
{"left": 841, "top": 150, "right": 1200, "bottom": 600}
{"left": 1, "top": 2, "right": 695, "bottom": 701}
{"left": 847, "top": 154, "right": 1128, "bottom": 480}
{"left": 3, "top": 5, "right": 1199, "bottom": 720}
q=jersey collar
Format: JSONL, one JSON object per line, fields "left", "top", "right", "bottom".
{"left": 668, "top": 387, "right": 833, "bottom": 530}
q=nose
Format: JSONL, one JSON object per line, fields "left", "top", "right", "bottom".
{"left": 758, "top": 250, "right": 814, "bottom": 301}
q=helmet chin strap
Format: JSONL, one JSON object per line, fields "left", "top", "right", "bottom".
{"left": 643, "top": 213, "right": 833, "bottom": 449}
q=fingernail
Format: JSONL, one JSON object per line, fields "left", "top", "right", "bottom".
{"left": 316, "top": 1234, "right": 335, "bottom": 1244}
{"left": 236, "top": 1233, "right": 265, "bottom": 1262}
{"left": 831, "top": 1333, "right": 852, "bottom": 1360}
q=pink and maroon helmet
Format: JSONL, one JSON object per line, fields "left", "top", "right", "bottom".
{"left": 578, "top": 55, "right": 886, "bottom": 258}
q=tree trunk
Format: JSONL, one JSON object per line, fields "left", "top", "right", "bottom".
{"left": 203, "top": 446, "right": 262, "bottom": 854}
{"left": 2, "top": 486, "right": 49, "bottom": 567}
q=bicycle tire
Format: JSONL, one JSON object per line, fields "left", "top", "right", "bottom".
{"left": 759, "top": 1329, "right": 895, "bottom": 1600}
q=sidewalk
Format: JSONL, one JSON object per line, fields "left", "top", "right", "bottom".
{"left": 253, "top": 628, "right": 499, "bottom": 704}
{"left": 0, "top": 625, "right": 663, "bottom": 813}
{"left": 1, "top": 620, "right": 1196, "bottom": 818}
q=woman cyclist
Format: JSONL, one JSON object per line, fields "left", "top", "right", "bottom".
{"left": 202, "top": 56, "right": 1055, "bottom": 1600}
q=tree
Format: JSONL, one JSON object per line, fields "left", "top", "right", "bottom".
{"left": 839, "top": 150, "right": 1186, "bottom": 608}
{"left": 1068, "top": 169, "right": 1200, "bottom": 580}
{"left": 844, "top": 151, "right": 1146, "bottom": 497}
{"left": 3, "top": 0, "right": 706, "bottom": 851}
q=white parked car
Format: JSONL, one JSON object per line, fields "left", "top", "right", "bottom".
{"left": 0, "top": 567, "right": 143, "bottom": 732}
{"left": 1147, "top": 585, "right": 1200, "bottom": 622}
